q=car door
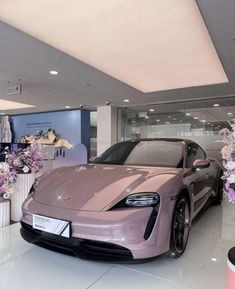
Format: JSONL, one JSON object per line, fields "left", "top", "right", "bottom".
{"left": 184, "top": 143, "right": 211, "bottom": 214}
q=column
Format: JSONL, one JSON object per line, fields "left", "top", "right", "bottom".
{"left": 97, "top": 106, "right": 117, "bottom": 156}
{"left": 0, "top": 116, "right": 12, "bottom": 142}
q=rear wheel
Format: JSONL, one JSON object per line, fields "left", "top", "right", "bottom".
{"left": 169, "top": 195, "right": 190, "bottom": 258}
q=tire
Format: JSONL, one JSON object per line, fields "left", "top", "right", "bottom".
{"left": 169, "top": 195, "right": 190, "bottom": 258}
{"left": 214, "top": 171, "right": 223, "bottom": 206}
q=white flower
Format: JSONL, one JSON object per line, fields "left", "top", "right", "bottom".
{"left": 225, "top": 161, "right": 235, "bottom": 171}
{"left": 227, "top": 174, "right": 235, "bottom": 184}
{"left": 22, "top": 166, "right": 30, "bottom": 173}
{"left": 0, "top": 162, "right": 10, "bottom": 172}
{"left": 3, "top": 192, "right": 10, "bottom": 199}
{"left": 8, "top": 176, "right": 14, "bottom": 182}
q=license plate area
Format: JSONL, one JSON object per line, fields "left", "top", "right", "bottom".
{"left": 33, "top": 214, "right": 71, "bottom": 238}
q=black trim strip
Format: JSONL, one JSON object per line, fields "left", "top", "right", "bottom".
{"left": 144, "top": 208, "right": 158, "bottom": 240}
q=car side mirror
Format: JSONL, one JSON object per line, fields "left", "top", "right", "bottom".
{"left": 192, "top": 159, "right": 210, "bottom": 171}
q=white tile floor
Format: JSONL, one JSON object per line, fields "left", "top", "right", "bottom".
{"left": 0, "top": 202, "right": 234, "bottom": 289}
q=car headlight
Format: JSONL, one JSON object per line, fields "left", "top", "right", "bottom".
{"left": 28, "top": 178, "right": 40, "bottom": 196}
{"left": 125, "top": 193, "right": 160, "bottom": 207}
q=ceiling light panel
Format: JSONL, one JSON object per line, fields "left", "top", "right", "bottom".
{"left": 0, "top": 0, "right": 228, "bottom": 92}
{"left": 0, "top": 99, "right": 34, "bottom": 110}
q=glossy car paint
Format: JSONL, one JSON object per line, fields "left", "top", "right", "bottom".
{"left": 21, "top": 139, "right": 221, "bottom": 260}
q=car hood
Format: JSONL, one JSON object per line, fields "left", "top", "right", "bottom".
{"left": 34, "top": 164, "right": 179, "bottom": 211}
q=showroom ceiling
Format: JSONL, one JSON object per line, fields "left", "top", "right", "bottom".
{"left": 0, "top": 0, "right": 234, "bottom": 115}
{"left": 0, "top": 0, "right": 228, "bottom": 93}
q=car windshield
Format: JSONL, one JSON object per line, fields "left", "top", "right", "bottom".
{"left": 94, "top": 140, "right": 184, "bottom": 167}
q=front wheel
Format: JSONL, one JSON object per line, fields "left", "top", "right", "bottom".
{"left": 169, "top": 195, "right": 190, "bottom": 258}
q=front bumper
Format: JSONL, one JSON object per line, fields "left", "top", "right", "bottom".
{"left": 21, "top": 197, "right": 171, "bottom": 260}
{"left": 20, "top": 221, "right": 134, "bottom": 262}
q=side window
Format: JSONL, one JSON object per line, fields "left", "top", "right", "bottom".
{"left": 95, "top": 141, "right": 133, "bottom": 164}
{"left": 186, "top": 143, "right": 206, "bottom": 168}
{"left": 103, "top": 144, "right": 128, "bottom": 163}
{"left": 197, "top": 146, "right": 206, "bottom": 160}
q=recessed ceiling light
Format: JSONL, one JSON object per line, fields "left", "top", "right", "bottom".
{"left": 65, "top": 105, "right": 71, "bottom": 109}
{"left": 211, "top": 258, "right": 217, "bottom": 262}
{"left": 227, "top": 112, "right": 233, "bottom": 115}
{"left": 149, "top": 109, "right": 155, "bottom": 112}
{"left": 165, "top": 121, "right": 170, "bottom": 124}
{"left": 193, "top": 117, "right": 198, "bottom": 120}
{"left": 156, "top": 119, "right": 160, "bottom": 122}
{"left": 213, "top": 104, "right": 219, "bottom": 107}
{"left": 201, "top": 120, "right": 206, "bottom": 122}
{"left": 185, "top": 113, "right": 191, "bottom": 116}
{"left": 145, "top": 116, "right": 149, "bottom": 119}
{"left": 123, "top": 99, "right": 130, "bottom": 103}
{"left": 49, "top": 70, "right": 59, "bottom": 75}
{"left": 173, "top": 118, "right": 177, "bottom": 120}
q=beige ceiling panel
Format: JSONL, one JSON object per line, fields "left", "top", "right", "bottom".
{"left": 0, "top": 0, "right": 228, "bottom": 92}
{"left": 0, "top": 99, "right": 34, "bottom": 110}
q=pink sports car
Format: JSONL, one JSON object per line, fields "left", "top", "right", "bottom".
{"left": 20, "top": 138, "right": 223, "bottom": 262}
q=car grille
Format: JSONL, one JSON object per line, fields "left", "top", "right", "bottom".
{"left": 20, "top": 221, "right": 133, "bottom": 262}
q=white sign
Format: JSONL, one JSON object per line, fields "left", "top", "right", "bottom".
{"left": 33, "top": 214, "right": 70, "bottom": 238}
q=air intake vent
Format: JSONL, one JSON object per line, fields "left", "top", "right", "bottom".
{"left": 7, "top": 84, "right": 21, "bottom": 96}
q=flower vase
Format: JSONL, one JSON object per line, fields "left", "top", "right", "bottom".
{"left": 10, "top": 173, "right": 35, "bottom": 222}
{"left": 227, "top": 247, "right": 235, "bottom": 289}
{"left": 0, "top": 198, "right": 10, "bottom": 227}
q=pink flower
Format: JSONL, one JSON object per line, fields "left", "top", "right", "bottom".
{"left": 220, "top": 122, "right": 235, "bottom": 202}
{"left": 221, "top": 146, "right": 232, "bottom": 160}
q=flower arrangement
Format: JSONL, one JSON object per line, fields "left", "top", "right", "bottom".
{"left": 6, "top": 144, "right": 44, "bottom": 174}
{"left": 219, "top": 122, "right": 235, "bottom": 202}
{"left": 0, "top": 162, "right": 17, "bottom": 199}
{"left": 0, "top": 144, "right": 43, "bottom": 199}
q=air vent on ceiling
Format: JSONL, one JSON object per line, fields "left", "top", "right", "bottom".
{"left": 7, "top": 84, "right": 21, "bottom": 96}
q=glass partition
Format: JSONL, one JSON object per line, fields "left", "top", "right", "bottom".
{"left": 119, "top": 96, "right": 235, "bottom": 163}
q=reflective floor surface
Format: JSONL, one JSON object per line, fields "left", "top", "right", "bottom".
{"left": 0, "top": 202, "right": 234, "bottom": 289}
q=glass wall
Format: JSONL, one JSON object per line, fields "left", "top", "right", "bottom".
{"left": 90, "top": 111, "right": 97, "bottom": 158}
{"left": 119, "top": 96, "right": 235, "bottom": 163}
